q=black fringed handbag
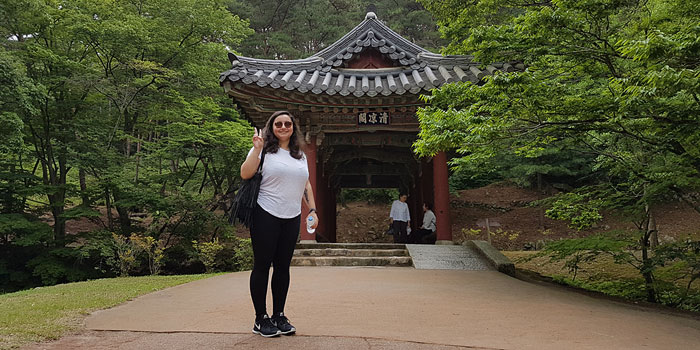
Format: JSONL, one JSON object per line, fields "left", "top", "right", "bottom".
{"left": 228, "top": 150, "right": 266, "bottom": 228}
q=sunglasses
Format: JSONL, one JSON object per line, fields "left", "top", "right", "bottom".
{"left": 274, "top": 121, "right": 293, "bottom": 128}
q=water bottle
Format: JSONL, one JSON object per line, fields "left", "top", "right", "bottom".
{"left": 306, "top": 214, "right": 316, "bottom": 234}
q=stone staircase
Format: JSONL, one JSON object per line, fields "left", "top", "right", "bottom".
{"left": 292, "top": 243, "right": 412, "bottom": 267}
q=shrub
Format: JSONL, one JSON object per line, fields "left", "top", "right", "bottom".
{"left": 130, "top": 234, "right": 164, "bottom": 275}
{"left": 111, "top": 233, "right": 140, "bottom": 277}
{"left": 192, "top": 239, "right": 224, "bottom": 273}
{"left": 233, "top": 238, "right": 253, "bottom": 271}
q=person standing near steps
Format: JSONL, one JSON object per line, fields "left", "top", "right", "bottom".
{"left": 389, "top": 193, "right": 410, "bottom": 243}
{"left": 240, "top": 111, "right": 319, "bottom": 338}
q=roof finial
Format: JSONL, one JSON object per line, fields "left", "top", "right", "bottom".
{"left": 365, "top": 4, "right": 377, "bottom": 19}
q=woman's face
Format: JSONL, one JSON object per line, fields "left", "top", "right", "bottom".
{"left": 272, "top": 114, "right": 293, "bottom": 142}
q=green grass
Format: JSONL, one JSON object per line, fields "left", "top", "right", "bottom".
{"left": 0, "top": 274, "right": 217, "bottom": 349}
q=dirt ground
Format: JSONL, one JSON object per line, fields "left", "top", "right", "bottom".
{"left": 334, "top": 182, "right": 700, "bottom": 250}
{"left": 64, "top": 182, "right": 700, "bottom": 250}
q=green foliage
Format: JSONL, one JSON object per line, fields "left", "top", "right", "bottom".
{"left": 192, "top": 238, "right": 225, "bottom": 273}
{"left": 130, "top": 234, "right": 165, "bottom": 275}
{"left": 228, "top": 0, "right": 445, "bottom": 59}
{"left": 416, "top": 1, "right": 700, "bottom": 308}
{"left": 339, "top": 188, "right": 398, "bottom": 204}
{"left": 651, "top": 241, "right": 700, "bottom": 310}
{"left": 543, "top": 192, "right": 604, "bottom": 230}
{"left": 0, "top": 0, "right": 255, "bottom": 291}
{"left": 232, "top": 237, "right": 253, "bottom": 271}
{"left": 447, "top": 154, "right": 504, "bottom": 191}
{"left": 111, "top": 233, "right": 140, "bottom": 277}
{"left": 76, "top": 230, "right": 120, "bottom": 275}
{"left": 416, "top": 0, "right": 700, "bottom": 220}
{"left": 0, "top": 214, "right": 52, "bottom": 246}
{"left": 532, "top": 230, "right": 700, "bottom": 309}
{"left": 447, "top": 143, "right": 597, "bottom": 191}
{"left": 533, "top": 234, "right": 630, "bottom": 279}
{"left": 552, "top": 275, "right": 650, "bottom": 300}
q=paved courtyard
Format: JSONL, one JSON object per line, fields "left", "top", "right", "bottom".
{"left": 25, "top": 267, "right": 700, "bottom": 350}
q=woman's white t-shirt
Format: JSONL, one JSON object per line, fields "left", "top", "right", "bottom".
{"left": 248, "top": 147, "right": 309, "bottom": 219}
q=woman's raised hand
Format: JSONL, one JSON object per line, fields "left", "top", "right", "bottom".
{"left": 252, "top": 128, "right": 264, "bottom": 150}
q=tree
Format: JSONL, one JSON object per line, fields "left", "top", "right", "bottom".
{"left": 0, "top": 0, "right": 254, "bottom": 290}
{"left": 227, "top": 0, "right": 445, "bottom": 59}
{"left": 416, "top": 0, "right": 700, "bottom": 302}
{"left": 0, "top": 49, "right": 54, "bottom": 291}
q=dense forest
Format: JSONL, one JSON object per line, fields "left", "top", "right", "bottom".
{"left": 0, "top": 0, "right": 442, "bottom": 292}
{"left": 1, "top": 0, "right": 699, "bottom": 308}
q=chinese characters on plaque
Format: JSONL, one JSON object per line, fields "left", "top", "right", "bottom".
{"left": 357, "top": 112, "right": 389, "bottom": 125}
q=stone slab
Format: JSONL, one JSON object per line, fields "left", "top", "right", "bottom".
{"left": 291, "top": 256, "right": 412, "bottom": 266}
{"left": 293, "top": 248, "right": 409, "bottom": 257}
{"left": 467, "top": 240, "right": 515, "bottom": 275}
{"left": 296, "top": 243, "right": 406, "bottom": 250}
{"left": 406, "top": 244, "right": 493, "bottom": 270}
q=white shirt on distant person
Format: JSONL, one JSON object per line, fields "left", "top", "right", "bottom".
{"left": 390, "top": 200, "right": 410, "bottom": 222}
{"left": 421, "top": 209, "right": 436, "bottom": 232}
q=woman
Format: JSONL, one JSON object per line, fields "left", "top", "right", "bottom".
{"left": 412, "top": 202, "right": 436, "bottom": 244}
{"left": 240, "top": 111, "right": 319, "bottom": 337}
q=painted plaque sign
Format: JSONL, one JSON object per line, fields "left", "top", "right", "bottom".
{"left": 358, "top": 112, "right": 389, "bottom": 125}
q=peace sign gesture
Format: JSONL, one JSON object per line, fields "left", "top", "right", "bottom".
{"left": 252, "top": 128, "right": 264, "bottom": 150}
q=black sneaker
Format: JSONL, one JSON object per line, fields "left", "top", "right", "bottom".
{"left": 271, "top": 313, "right": 296, "bottom": 335}
{"left": 252, "top": 315, "right": 281, "bottom": 337}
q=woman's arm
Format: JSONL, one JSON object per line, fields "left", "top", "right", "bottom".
{"left": 303, "top": 180, "right": 319, "bottom": 229}
{"left": 240, "top": 128, "right": 264, "bottom": 179}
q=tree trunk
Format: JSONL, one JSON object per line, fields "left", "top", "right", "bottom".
{"left": 123, "top": 109, "right": 132, "bottom": 157}
{"left": 648, "top": 209, "right": 659, "bottom": 248}
{"left": 79, "top": 168, "right": 90, "bottom": 206}
{"left": 50, "top": 193, "right": 66, "bottom": 244}
{"left": 49, "top": 152, "right": 69, "bottom": 245}
{"left": 112, "top": 189, "right": 132, "bottom": 234}
{"left": 134, "top": 135, "right": 141, "bottom": 183}
{"left": 640, "top": 227, "right": 658, "bottom": 303}
{"left": 105, "top": 189, "right": 114, "bottom": 231}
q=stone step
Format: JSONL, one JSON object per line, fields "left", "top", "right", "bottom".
{"left": 296, "top": 242, "right": 406, "bottom": 250}
{"left": 293, "top": 248, "right": 409, "bottom": 257}
{"left": 291, "top": 256, "right": 413, "bottom": 267}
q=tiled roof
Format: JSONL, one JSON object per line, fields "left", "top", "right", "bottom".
{"left": 220, "top": 12, "right": 523, "bottom": 98}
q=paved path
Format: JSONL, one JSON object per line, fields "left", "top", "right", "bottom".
{"left": 25, "top": 267, "right": 700, "bottom": 349}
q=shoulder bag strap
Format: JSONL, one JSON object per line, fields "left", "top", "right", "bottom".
{"left": 257, "top": 149, "right": 266, "bottom": 173}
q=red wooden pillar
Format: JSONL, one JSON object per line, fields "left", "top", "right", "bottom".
{"left": 327, "top": 184, "right": 337, "bottom": 242}
{"left": 300, "top": 136, "right": 318, "bottom": 243}
{"left": 407, "top": 186, "right": 415, "bottom": 232}
{"left": 411, "top": 166, "right": 423, "bottom": 234}
{"left": 414, "top": 175, "right": 423, "bottom": 234}
{"left": 317, "top": 157, "right": 336, "bottom": 242}
{"left": 316, "top": 152, "right": 327, "bottom": 241}
{"left": 433, "top": 152, "right": 453, "bottom": 244}
{"left": 422, "top": 159, "right": 434, "bottom": 207}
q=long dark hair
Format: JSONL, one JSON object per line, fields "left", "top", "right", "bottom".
{"left": 262, "top": 111, "right": 305, "bottom": 159}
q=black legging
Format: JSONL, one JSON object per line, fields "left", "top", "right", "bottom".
{"left": 249, "top": 204, "right": 300, "bottom": 317}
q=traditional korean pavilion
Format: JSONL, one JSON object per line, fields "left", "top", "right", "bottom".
{"left": 220, "top": 12, "right": 520, "bottom": 243}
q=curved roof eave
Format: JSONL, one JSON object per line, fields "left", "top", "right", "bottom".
{"left": 221, "top": 12, "right": 524, "bottom": 98}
